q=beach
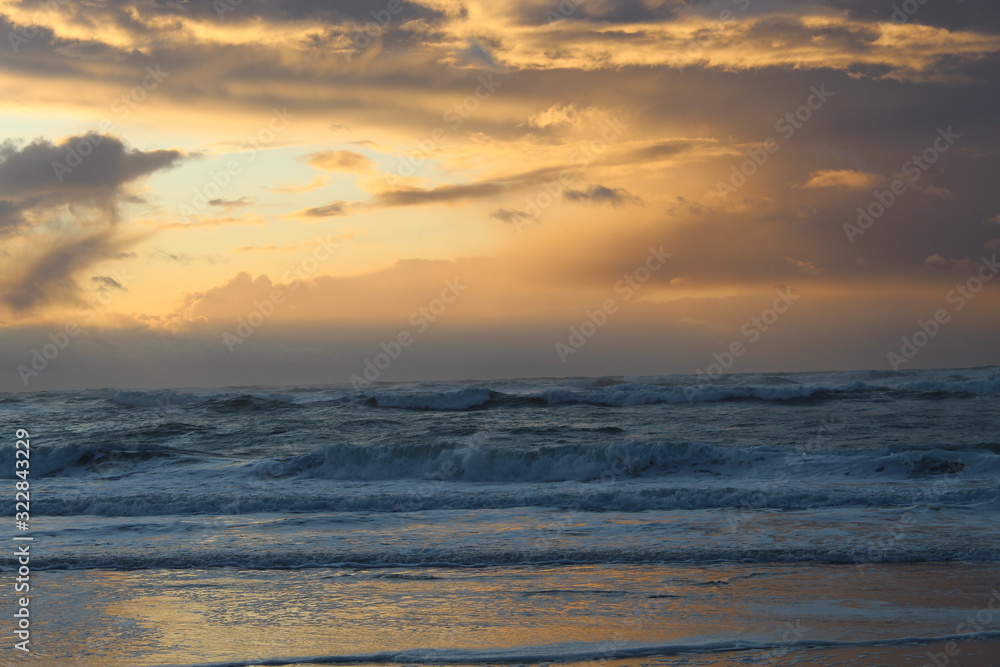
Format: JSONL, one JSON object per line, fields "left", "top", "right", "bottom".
{"left": 19, "top": 563, "right": 1000, "bottom": 666}
{"left": 3, "top": 367, "right": 999, "bottom": 665}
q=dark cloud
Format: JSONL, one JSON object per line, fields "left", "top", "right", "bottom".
{"left": 152, "top": 249, "right": 226, "bottom": 265}
{"left": 299, "top": 202, "right": 349, "bottom": 217}
{"left": 490, "top": 208, "right": 534, "bottom": 224}
{"left": 4, "top": 229, "right": 139, "bottom": 311}
{"left": 619, "top": 140, "right": 699, "bottom": 163}
{"left": 0, "top": 134, "right": 183, "bottom": 311}
{"left": 91, "top": 275, "right": 126, "bottom": 291}
{"left": 510, "top": 0, "right": 685, "bottom": 26}
{"left": 822, "top": 0, "right": 1000, "bottom": 33}
{"left": 371, "top": 166, "right": 569, "bottom": 208}
{"left": 456, "top": 40, "right": 498, "bottom": 68}
{"left": 208, "top": 197, "right": 254, "bottom": 208}
{"left": 563, "top": 185, "right": 643, "bottom": 206}
{"left": 5, "top": 0, "right": 450, "bottom": 28}
{"left": 0, "top": 134, "right": 183, "bottom": 236}
{"left": 378, "top": 182, "right": 507, "bottom": 207}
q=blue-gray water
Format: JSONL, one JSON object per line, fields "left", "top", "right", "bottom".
{"left": 3, "top": 367, "right": 1000, "bottom": 666}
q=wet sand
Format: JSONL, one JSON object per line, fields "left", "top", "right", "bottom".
{"left": 12, "top": 561, "right": 999, "bottom": 666}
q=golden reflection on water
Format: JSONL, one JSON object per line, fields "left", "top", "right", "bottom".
{"left": 21, "top": 562, "right": 1000, "bottom": 667}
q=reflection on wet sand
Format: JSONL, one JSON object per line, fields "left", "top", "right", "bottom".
{"left": 19, "top": 562, "right": 1000, "bottom": 667}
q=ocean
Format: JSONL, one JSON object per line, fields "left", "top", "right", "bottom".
{"left": 3, "top": 366, "right": 1000, "bottom": 666}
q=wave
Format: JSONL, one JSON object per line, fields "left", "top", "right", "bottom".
{"left": 100, "top": 368, "right": 1000, "bottom": 411}
{"left": 360, "top": 371, "right": 1000, "bottom": 411}
{"left": 249, "top": 440, "right": 1000, "bottom": 483}
{"left": 0, "top": 441, "right": 216, "bottom": 478}
{"left": 110, "top": 389, "right": 307, "bottom": 411}
{"left": 358, "top": 380, "right": 946, "bottom": 411}
{"left": 142, "top": 632, "right": 1000, "bottom": 667}
{"left": 28, "top": 479, "right": 1000, "bottom": 516}
{"left": 111, "top": 389, "right": 204, "bottom": 407}
{"left": 7, "top": 439, "right": 999, "bottom": 485}
{"left": 534, "top": 381, "right": 868, "bottom": 407}
{"left": 531, "top": 373, "right": 1000, "bottom": 408}
{"left": 19, "top": 543, "right": 1000, "bottom": 572}
{"left": 367, "top": 387, "right": 493, "bottom": 411}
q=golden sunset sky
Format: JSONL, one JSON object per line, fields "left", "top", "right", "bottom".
{"left": 1, "top": 0, "right": 998, "bottom": 390}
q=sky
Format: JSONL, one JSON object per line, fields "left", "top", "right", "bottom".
{"left": 1, "top": 0, "right": 999, "bottom": 392}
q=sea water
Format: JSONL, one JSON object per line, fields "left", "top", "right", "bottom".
{"left": 2, "top": 366, "right": 999, "bottom": 666}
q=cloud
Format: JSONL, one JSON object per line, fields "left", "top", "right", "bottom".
{"left": 91, "top": 275, "right": 126, "bottom": 292}
{"left": 784, "top": 256, "right": 825, "bottom": 276}
{"left": 799, "top": 169, "right": 885, "bottom": 190}
{"left": 622, "top": 140, "right": 699, "bottom": 162}
{"left": 505, "top": 0, "right": 686, "bottom": 26}
{"left": 0, "top": 134, "right": 184, "bottom": 313}
{"left": 287, "top": 165, "right": 573, "bottom": 218}
{"left": 4, "top": 228, "right": 142, "bottom": 311}
{"left": 377, "top": 182, "right": 507, "bottom": 207}
{"left": 824, "top": 0, "right": 1000, "bottom": 34}
{"left": 452, "top": 9, "right": 1000, "bottom": 81}
{"left": 527, "top": 104, "right": 586, "bottom": 129}
{"left": 668, "top": 196, "right": 710, "bottom": 217}
{"left": 162, "top": 215, "right": 266, "bottom": 230}
{"left": 294, "top": 202, "right": 350, "bottom": 218}
{"left": 207, "top": 197, "right": 255, "bottom": 210}
{"left": 373, "top": 166, "right": 570, "bottom": 208}
{"left": 3, "top": 0, "right": 1000, "bottom": 387}
{"left": 306, "top": 150, "right": 375, "bottom": 173}
{"left": 563, "top": 185, "right": 643, "bottom": 206}
{"left": 456, "top": 39, "right": 498, "bottom": 68}
{"left": 0, "top": 134, "right": 184, "bottom": 237}
{"left": 490, "top": 208, "right": 534, "bottom": 224}
{"left": 152, "top": 249, "right": 225, "bottom": 265}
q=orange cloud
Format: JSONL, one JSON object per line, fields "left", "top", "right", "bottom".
{"left": 799, "top": 169, "right": 885, "bottom": 190}
{"left": 306, "top": 150, "right": 375, "bottom": 173}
